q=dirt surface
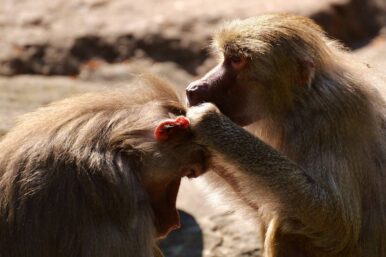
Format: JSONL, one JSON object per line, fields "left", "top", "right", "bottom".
{"left": 0, "top": 0, "right": 385, "bottom": 256}
{"left": 1, "top": 0, "right": 385, "bottom": 76}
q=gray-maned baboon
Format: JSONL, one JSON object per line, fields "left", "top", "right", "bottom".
{"left": 186, "top": 14, "right": 386, "bottom": 257}
{"left": 0, "top": 76, "right": 208, "bottom": 257}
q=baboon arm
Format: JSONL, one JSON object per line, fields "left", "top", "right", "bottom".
{"left": 189, "top": 107, "right": 353, "bottom": 247}
{"left": 192, "top": 111, "right": 323, "bottom": 208}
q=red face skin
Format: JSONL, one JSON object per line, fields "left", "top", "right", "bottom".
{"left": 186, "top": 55, "right": 258, "bottom": 126}
{"left": 147, "top": 168, "right": 204, "bottom": 238}
{"left": 148, "top": 117, "right": 206, "bottom": 238}
{"left": 146, "top": 178, "right": 182, "bottom": 238}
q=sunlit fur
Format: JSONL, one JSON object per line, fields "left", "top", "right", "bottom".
{"left": 196, "top": 14, "right": 386, "bottom": 257}
{"left": 0, "top": 75, "right": 186, "bottom": 257}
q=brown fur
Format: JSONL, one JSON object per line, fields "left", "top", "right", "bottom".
{"left": 0, "top": 75, "right": 206, "bottom": 257}
{"left": 187, "top": 14, "right": 386, "bottom": 257}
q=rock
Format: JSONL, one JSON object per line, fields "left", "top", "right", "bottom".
{"left": 1, "top": 0, "right": 384, "bottom": 76}
{"left": 311, "top": 0, "right": 385, "bottom": 48}
{"left": 77, "top": 58, "right": 194, "bottom": 91}
{"left": 0, "top": 59, "right": 194, "bottom": 137}
{"left": 355, "top": 31, "right": 386, "bottom": 73}
{"left": 159, "top": 178, "right": 261, "bottom": 257}
{"left": 0, "top": 75, "right": 104, "bottom": 136}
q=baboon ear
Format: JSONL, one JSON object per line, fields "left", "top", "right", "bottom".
{"left": 154, "top": 116, "right": 190, "bottom": 141}
{"left": 298, "top": 59, "right": 315, "bottom": 87}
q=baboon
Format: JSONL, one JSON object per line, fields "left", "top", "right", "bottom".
{"left": 0, "top": 76, "right": 208, "bottom": 257}
{"left": 186, "top": 14, "right": 386, "bottom": 257}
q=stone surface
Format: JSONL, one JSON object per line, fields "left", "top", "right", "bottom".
{"left": 159, "top": 178, "right": 261, "bottom": 257}
{"left": 0, "top": 75, "right": 101, "bottom": 136}
{"left": 1, "top": 0, "right": 384, "bottom": 76}
{"left": 355, "top": 30, "right": 386, "bottom": 73}
{"left": 0, "top": 59, "right": 194, "bottom": 136}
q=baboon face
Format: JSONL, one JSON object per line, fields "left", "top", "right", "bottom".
{"left": 186, "top": 16, "right": 318, "bottom": 126}
{"left": 141, "top": 117, "right": 208, "bottom": 238}
{"left": 186, "top": 54, "right": 263, "bottom": 126}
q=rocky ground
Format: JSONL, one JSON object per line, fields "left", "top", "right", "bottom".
{"left": 0, "top": 0, "right": 385, "bottom": 256}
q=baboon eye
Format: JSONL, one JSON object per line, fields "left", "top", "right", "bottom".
{"left": 230, "top": 56, "right": 246, "bottom": 70}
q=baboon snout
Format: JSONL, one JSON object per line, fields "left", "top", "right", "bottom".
{"left": 186, "top": 80, "right": 211, "bottom": 106}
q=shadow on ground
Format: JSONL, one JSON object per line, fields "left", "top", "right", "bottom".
{"left": 159, "top": 210, "right": 203, "bottom": 257}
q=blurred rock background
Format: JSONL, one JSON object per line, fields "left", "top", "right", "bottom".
{"left": 0, "top": 0, "right": 385, "bottom": 256}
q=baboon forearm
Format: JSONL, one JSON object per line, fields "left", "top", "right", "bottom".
{"left": 195, "top": 113, "right": 353, "bottom": 246}
{"left": 195, "top": 113, "right": 338, "bottom": 223}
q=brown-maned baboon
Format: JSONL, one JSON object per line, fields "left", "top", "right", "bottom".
{"left": 0, "top": 76, "right": 208, "bottom": 257}
{"left": 186, "top": 14, "right": 386, "bottom": 257}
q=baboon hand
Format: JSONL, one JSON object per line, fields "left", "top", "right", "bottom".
{"left": 186, "top": 103, "right": 220, "bottom": 128}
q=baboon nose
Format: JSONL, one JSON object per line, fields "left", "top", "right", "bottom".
{"left": 186, "top": 80, "right": 210, "bottom": 106}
